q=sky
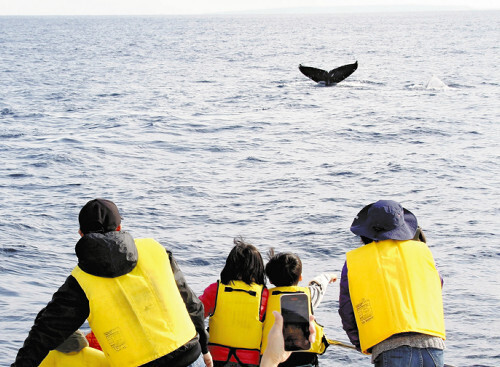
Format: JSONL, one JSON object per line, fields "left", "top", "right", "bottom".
{"left": 0, "top": 0, "right": 498, "bottom": 15}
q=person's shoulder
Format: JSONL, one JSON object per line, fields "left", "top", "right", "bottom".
{"left": 200, "top": 281, "right": 219, "bottom": 304}
{"left": 200, "top": 281, "right": 219, "bottom": 295}
{"left": 206, "top": 281, "right": 218, "bottom": 292}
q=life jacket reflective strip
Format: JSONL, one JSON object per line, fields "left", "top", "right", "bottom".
{"left": 208, "top": 280, "right": 264, "bottom": 364}
{"left": 261, "top": 286, "right": 328, "bottom": 355}
{"left": 39, "top": 347, "right": 109, "bottom": 367}
{"left": 346, "top": 239, "right": 446, "bottom": 354}
{"left": 71, "top": 238, "right": 196, "bottom": 367}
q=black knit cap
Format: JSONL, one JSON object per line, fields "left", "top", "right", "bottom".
{"left": 79, "top": 198, "right": 121, "bottom": 234}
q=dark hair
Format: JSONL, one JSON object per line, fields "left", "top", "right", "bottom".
{"left": 360, "top": 236, "right": 374, "bottom": 245}
{"left": 361, "top": 228, "right": 425, "bottom": 245}
{"left": 412, "top": 226, "right": 427, "bottom": 243}
{"left": 220, "top": 237, "right": 265, "bottom": 286}
{"left": 265, "top": 248, "right": 302, "bottom": 287}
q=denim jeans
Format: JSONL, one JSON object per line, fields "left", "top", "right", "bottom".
{"left": 374, "top": 346, "right": 444, "bottom": 367}
{"left": 186, "top": 353, "right": 205, "bottom": 367}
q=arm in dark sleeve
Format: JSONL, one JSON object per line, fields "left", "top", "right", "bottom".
{"left": 12, "top": 275, "right": 89, "bottom": 367}
{"left": 338, "top": 262, "right": 361, "bottom": 350}
{"left": 434, "top": 262, "right": 444, "bottom": 287}
{"left": 167, "top": 250, "right": 209, "bottom": 355}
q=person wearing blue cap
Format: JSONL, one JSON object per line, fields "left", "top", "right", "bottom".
{"left": 338, "top": 200, "right": 446, "bottom": 367}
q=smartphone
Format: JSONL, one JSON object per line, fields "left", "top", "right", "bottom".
{"left": 280, "top": 293, "right": 311, "bottom": 351}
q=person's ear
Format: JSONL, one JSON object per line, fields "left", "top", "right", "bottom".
{"left": 299, "top": 274, "right": 303, "bottom": 282}
{"left": 78, "top": 229, "right": 83, "bottom": 237}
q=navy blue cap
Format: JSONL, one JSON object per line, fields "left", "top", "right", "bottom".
{"left": 350, "top": 200, "right": 418, "bottom": 241}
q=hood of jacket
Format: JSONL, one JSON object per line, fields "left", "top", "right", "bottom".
{"left": 75, "top": 230, "right": 138, "bottom": 277}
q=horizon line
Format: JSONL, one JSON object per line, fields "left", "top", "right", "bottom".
{"left": 1, "top": 5, "right": 499, "bottom": 17}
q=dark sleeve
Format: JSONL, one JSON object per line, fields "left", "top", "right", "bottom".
{"left": 167, "top": 250, "right": 209, "bottom": 355}
{"left": 435, "top": 263, "right": 444, "bottom": 287}
{"left": 338, "top": 262, "right": 361, "bottom": 350}
{"left": 12, "top": 275, "right": 89, "bottom": 367}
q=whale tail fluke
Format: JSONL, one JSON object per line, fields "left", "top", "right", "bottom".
{"left": 328, "top": 61, "right": 358, "bottom": 84}
{"left": 299, "top": 64, "right": 329, "bottom": 83}
{"left": 299, "top": 61, "right": 357, "bottom": 85}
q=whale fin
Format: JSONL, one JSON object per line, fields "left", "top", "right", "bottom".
{"left": 299, "top": 64, "right": 329, "bottom": 83}
{"left": 328, "top": 61, "right": 358, "bottom": 84}
{"left": 299, "top": 61, "right": 358, "bottom": 85}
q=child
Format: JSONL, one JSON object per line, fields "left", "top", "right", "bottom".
{"left": 262, "top": 250, "right": 337, "bottom": 367}
{"left": 199, "top": 237, "right": 268, "bottom": 367}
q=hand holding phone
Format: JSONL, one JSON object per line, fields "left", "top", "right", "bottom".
{"left": 280, "top": 293, "right": 311, "bottom": 351}
{"left": 261, "top": 311, "right": 317, "bottom": 367}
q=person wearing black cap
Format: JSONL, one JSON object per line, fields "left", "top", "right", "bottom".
{"left": 12, "top": 199, "right": 212, "bottom": 367}
{"left": 338, "top": 200, "right": 446, "bottom": 367}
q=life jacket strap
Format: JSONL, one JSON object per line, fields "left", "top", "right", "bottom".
{"left": 271, "top": 289, "right": 305, "bottom": 296}
{"left": 224, "top": 287, "right": 257, "bottom": 297}
{"left": 209, "top": 343, "right": 260, "bottom": 367}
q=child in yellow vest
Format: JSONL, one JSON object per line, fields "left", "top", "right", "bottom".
{"left": 263, "top": 250, "right": 337, "bottom": 367}
{"left": 199, "top": 237, "right": 268, "bottom": 367}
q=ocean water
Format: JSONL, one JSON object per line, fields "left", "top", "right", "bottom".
{"left": 1, "top": 11, "right": 499, "bottom": 366}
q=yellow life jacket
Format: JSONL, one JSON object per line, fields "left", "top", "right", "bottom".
{"left": 39, "top": 347, "right": 109, "bottom": 367}
{"left": 71, "top": 238, "right": 197, "bottom": 367}
{"left": 346, "top": 239, "right": 446, "bottom": 354}
{"left": 208, "top": 280, "right": 264, "bottom": 355}
{"left": 261, "top": 286, "right": 328, "bottom": 355}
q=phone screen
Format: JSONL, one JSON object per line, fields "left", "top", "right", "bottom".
{"left": 280, "top": 293, "right": 311, "bottom": 351}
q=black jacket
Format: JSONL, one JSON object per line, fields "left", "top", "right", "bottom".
{"left": 12, "top": 231, "right": 208, "bottom": 367}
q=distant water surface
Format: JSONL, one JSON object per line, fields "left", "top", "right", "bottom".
{"left": 1, "top": 11, "right": 499, "bottom": 366}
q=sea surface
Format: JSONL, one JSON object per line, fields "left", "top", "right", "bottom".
{"left": 1, "top": 11, "right": 499, "bottom": 366}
